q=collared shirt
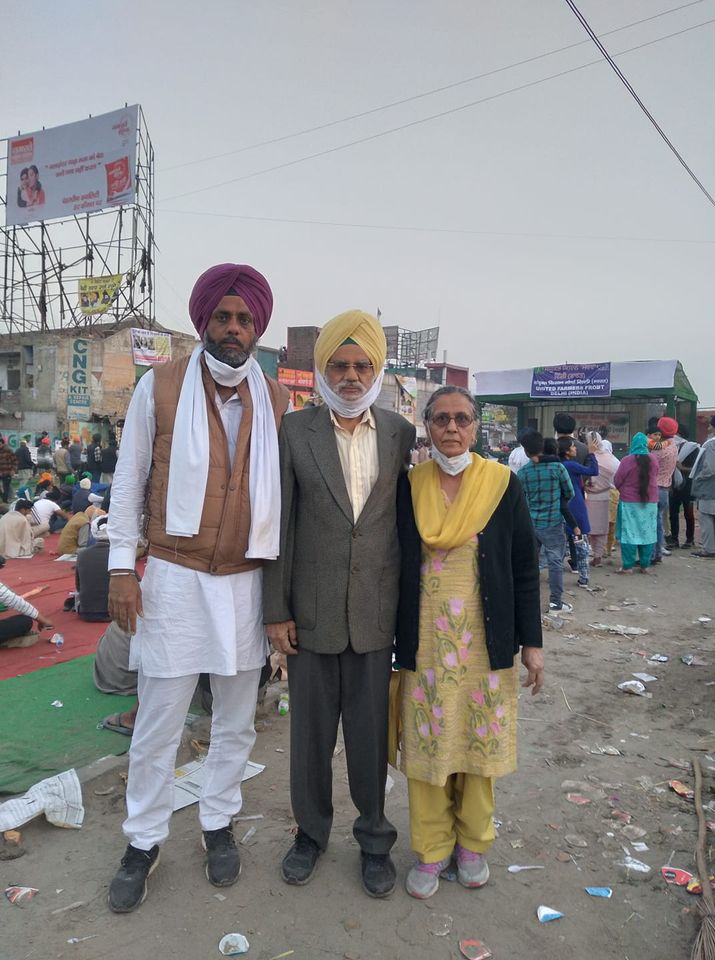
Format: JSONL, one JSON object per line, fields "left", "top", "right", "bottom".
{"left": 517, "top": 459, "right": 574, "bottom": 529}
{"left": 214, "top": 389, "right": 243, "bottom": 467}
{"left": 108, "top": 370, "right": 266, "bottom": 678}
{"left": 329, "top": 407, "right": 379, "bottom": 521}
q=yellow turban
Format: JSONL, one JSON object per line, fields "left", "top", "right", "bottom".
{"left": 314, "top": 310, "right": 387, "bottom": 375}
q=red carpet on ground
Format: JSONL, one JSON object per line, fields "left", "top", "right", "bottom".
{"left": 0, "top": 533, "right": 106, "bottom": 680}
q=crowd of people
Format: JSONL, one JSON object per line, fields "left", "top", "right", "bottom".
{"left": 0, "top": 260, "right": 712, "bottom": 919}
{"left": 508, "top": 413, "right": 715, "bottom": 605}
{"left": 0, "top": 431, "right": 122, "bottom": 647}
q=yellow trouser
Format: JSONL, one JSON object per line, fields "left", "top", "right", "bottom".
{"left": 408, "top": 773, "right": 495, "bottom": 862}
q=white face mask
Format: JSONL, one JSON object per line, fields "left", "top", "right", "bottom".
{"left": 204, "top": 348, "right": 252, "bottom": 387}
{"left": 315, "top": 366, "right": 385, "bottom": 418}
{"left": 430, "top": 445, "right": 473, "bottom": 476}
{"left": 427, "top": 424, "right": 473, "bottom": 476}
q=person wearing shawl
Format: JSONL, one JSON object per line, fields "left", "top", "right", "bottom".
{"left": 264, "top": 310, "right": 415, "bottom": 898}
{"left": 584, "top": 430, "right": 620, "bottom": 565}
{"left": 613, "top": 433, "right": 659, "bottom": 573}
{"left": 689, "top": 416, "right": 715, "bottom": 558}
{"left": 0, "top": 499, "right": 44, "bottom": 557}
{"left": 394, "top": 385, "right": 543, "bottom": 900}
{"left": 106, "top": 263, "right": 289, "bottom": 913}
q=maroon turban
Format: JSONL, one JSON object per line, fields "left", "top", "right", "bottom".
{"left": 188, "top": 263, "right": 273, "bottom": 338}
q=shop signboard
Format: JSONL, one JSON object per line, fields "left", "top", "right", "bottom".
{"left": 67, "top": 338, "right": 91, "bottom": 417}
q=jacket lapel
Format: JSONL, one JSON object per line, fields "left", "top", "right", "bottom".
{"left": 308, "top": 406, "right": 354, "bottom": 523}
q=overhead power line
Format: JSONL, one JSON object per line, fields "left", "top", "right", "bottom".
{"left": 161, "top": 0, "right": 710, "bottom": 173}
{"left": 159, "top": 17, "right": 715, "bottom": 204}
{"left": 161, "top": 207, "right": 715, "bottom": 245}
{"left": 563, "top": 0, "right": 715, "bottom": 208}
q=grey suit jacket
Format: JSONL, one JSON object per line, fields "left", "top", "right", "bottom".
{"left": 263, "top": 404, "right": 416, "bottom": 654}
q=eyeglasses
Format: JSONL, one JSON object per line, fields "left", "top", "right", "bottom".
{"left": 326, "top": 361, "right": 374, "bottom": 375}
{"left": 430, "top": 413, "right": 475, "bottom": 429}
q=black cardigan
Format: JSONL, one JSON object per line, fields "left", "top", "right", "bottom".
{"left": 394, "top": 470, "right": 543, "bottom": 671}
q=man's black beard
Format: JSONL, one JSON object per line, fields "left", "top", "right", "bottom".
{"left": 203, "top": 336, "right": 254, "bottom": 368}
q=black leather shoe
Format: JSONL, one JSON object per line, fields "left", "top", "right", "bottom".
{"left": 202, "top": 826, "right": 241, "bottom": 886}
{"left": 361, "top": 852, "right": 396, "bottom": 898}
{"left": 108, "top": 844, "right": 160, "bottom": 913}
{"left": 281, "top": 829, "right": 321, "bottom": 885}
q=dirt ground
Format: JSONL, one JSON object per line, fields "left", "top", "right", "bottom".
{"left": 2, "top": 548, "right": 714, "bottom": 960}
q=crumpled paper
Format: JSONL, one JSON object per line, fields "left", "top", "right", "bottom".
{"left": 0, "top": 769, "right": 84, "bottom": 832}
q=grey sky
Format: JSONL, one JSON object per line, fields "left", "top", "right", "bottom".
{"left": 4, "top": 0, "right": 714, "bottom": 403}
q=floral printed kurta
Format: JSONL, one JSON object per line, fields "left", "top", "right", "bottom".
{"left": 400, "top": 535, "right": 518, "bottom": 786}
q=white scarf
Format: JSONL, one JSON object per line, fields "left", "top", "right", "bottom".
{"left": 165, "top": 345, "right": 281, "bottom": 559}
{"left": 314, "top": 367, "right": 385, "bottom": 418}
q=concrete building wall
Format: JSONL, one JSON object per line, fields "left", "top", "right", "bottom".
{"left": 0, "top": 324, "right": 197, "bottom": 442}
{"left": 377, "top": 370, "right": 437, "bottom": 438}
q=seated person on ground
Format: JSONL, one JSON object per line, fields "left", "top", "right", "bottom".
{"left": 31, "top": 490, "right": 69, "bottom": 534}
{"left": 57, "top": 473, "right": 76, "bottom": 509}
{"left": 95, "top": 620, "right": 139, "bottom": 736}
{"left": 75, "top": 515, "right": 111, "bottom": 621}
{"left": 0, "top": 500, "right": 45, "bottom": 558}
{"left": 0, "top": 580, "right": 53, "bottom": 647}
{"left": 58, "top": 510, "right": 91, "bottom": 555}
{"left": 71, "top": 478, "right": 93, "bottom": 514}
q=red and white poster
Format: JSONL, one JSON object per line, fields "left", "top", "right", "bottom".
{"left": 5, "top": 105, "right": 139, "bottom": 227}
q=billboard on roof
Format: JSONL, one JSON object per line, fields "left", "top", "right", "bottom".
{"left": 5, "top": 105, "right": 139, "bottom": 227}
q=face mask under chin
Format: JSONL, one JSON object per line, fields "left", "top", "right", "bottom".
{"left": 426, "top": 426, "right": 473, "bottom": 476}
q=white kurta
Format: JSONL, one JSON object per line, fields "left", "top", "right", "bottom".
{"left": 108, "top": 370, "right": 268, "bottom": 679}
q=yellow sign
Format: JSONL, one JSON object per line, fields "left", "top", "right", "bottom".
{"left": 78, "top": 274, "right": 122, "bottom": 315}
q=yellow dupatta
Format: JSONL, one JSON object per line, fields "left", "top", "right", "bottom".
{"left": 388, "top": 454, "right": 511, "bottom": 768}
{"left": 409, "top": 454, "right": 511, "bottom": 549}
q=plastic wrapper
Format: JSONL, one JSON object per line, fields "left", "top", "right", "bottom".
{"left": 617, "top": 854, "right": 651, "bottom": 882}
{"left": 459, "top": 940, "right": 493, "bottom": 960}
{"left": 5, "top": 885, "right": 38, "bottom": 906}
{"left": 669, "top": 779, "right": 694, "bottom": 801}
{"left": 218, "top": 933, "right": 250, "bottom": 956}
{"left": 537, "top": 905, "right": 563, "bottom": 922}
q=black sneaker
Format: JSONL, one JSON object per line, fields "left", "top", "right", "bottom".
{"left": 202, "top": 825, "right": 240, "bottom": 886}
{"left": 360, "top": 852, "right": 396, "bottom": 898}
{"left": 108, "top": 844, "right": 160, "bottom": 913}
{"left": 281, "top": 829, "right": 321, "bottom": 885}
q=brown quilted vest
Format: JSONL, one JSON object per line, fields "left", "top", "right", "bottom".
{"left": 145, "top": 354, "right": 289, "bottom": 575}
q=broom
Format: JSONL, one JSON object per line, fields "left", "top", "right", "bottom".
{"left": 691, "top": 756, "right": 715, "bottom": 960}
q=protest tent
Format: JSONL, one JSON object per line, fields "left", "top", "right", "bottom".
{"left": 473, "top": 360, "right": 698, "bottom": 455}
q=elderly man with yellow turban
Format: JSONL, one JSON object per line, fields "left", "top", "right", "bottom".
{"left": 106, "top": 263, "right": 289, "bottom": 913}
{"left": 264, "top": 310, "right": 415, "bottom": 898}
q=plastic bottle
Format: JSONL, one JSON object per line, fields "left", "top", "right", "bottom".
{"left": 277, "top": 693, "right": 290, "bottom": 716}
{"left": 50, "top": 633, "right": 65, "bottom": 650}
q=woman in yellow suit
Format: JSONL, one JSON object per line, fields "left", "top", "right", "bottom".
{"left": 395, "top": 386, "right": 544, "bottom": 899}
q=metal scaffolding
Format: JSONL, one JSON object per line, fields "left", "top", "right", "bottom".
{"left": 0, "top": 105, "right": 155, "bottom": 335}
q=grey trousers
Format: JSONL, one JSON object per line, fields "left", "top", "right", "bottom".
{"left": 288, "top": 643, "right": 396, "bottom": 855}
{"left": 699, "top": 508, "right": 715, "bottom": 554}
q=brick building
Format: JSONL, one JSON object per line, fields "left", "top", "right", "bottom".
{"left": 0, "top": 321, "right": 196, "bottom": 446}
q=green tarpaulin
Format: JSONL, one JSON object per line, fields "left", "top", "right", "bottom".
{"left": 0, "top": 655, "right": 132, "bottom": 795}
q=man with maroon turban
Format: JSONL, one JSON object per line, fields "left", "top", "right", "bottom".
{"left": 106, "top": 263, "right": 289, "bottom": 913}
